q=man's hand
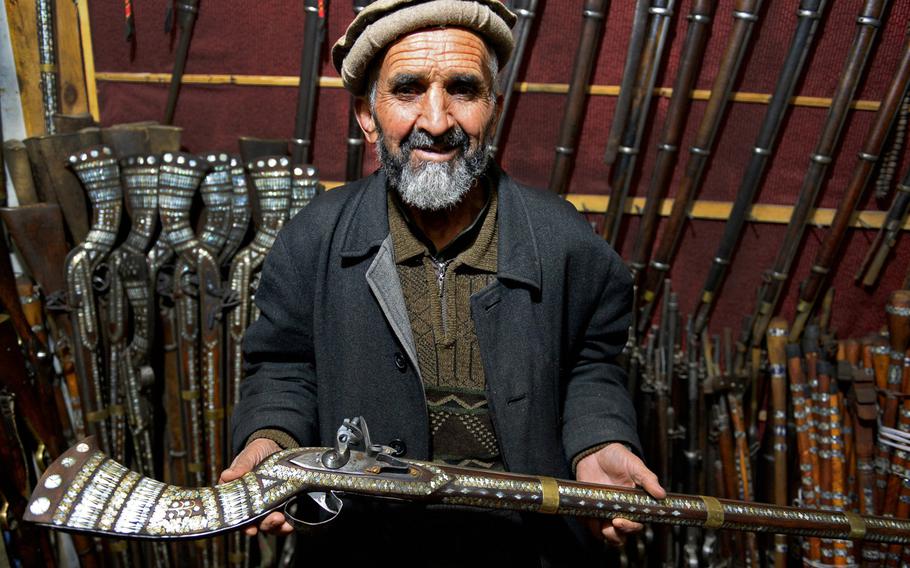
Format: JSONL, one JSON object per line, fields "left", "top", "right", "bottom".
{"left": 219, "top": 438, "right": 293, "bottom": 536}
{"left": 575, "top": 443, "right": 666, "bottom": 547}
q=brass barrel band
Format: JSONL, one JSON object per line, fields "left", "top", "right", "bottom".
{"left": 714, "top": 256, "right": 730, "bottom": 266}
{"left": 347, "top": 138, "right": 365, "bottom": 146}
{"left": 181, "top": 389, "right": 200, "bottom": 400}
{"left": 753, "top": 146, "right": 771, "bottom": 155}
{"left": 583, "top": 10, "right": 605, "bottom": 20}
{"left": 86, "top": 409, "right": 110, "bottom": 423}
{"left": 858, "top": 152, "right": 879, "bottom": 162}
{"left": 690, "top": 146, "right": 711, "bottom": 157}
{"left": 811, "top": 153, "right": 833, "bottom": 165}
{"left": 617, "top": 145, "right": 639, "bottom": 156}
{"left": 797, "top": 9, "right": 820, "bottom": 19}
{"left": 701, "top": 291, "right": 714, "bottom": 303}
{"left": 555, "top": 146, "right": 575, "bottom": 155}
{"left": 688, "top": 14, "right": 711, "bottom": 23}
{"left": 628, "top": 261, "right": 646, "bottom": 270}
{"left": 39, "top": 63, "right": 57, "bottom": 73}
{"left": 770, "top": 271, "right": 788, "bottom": 281}
{"left": 538, "top": 477, "right": 560, "bottom": 514}
{"left": 649, "top": 7, "right": 672, "bottom": 16}
{"left": 658, "top": 143, "right": 678, "bottom": 152}
{"left": 187, "top": 462, "right": 204, "bottom": 473}
{"left": 516, "top": 8, "right": 535, "bottom": 18}
{"left": 204, "top": 408, "right": 225, "bottom": 420}
{"left": 109, "top": 404, "right": 125, "bottom": 417}
{"left": 651, "top": 260, "right": 670, "bottom": 271}
{"left": 701, "top": 496, "right": 724, "bottom": 529}
{"left": 844, "top": 511, "right": 866, "bottom": 540}
{"left": 810, "top": 264, "right": 830, "bottom": 275}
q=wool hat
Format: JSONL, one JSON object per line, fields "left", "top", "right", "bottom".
{"left": 332, "top": 0, "right": 517, "bottom": 96}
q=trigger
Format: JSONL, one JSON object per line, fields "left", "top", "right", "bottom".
{"left": 283, "top": 491, "right": 344, "bottom": 529}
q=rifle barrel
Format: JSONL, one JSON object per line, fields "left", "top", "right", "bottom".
{"left": 292, "top": 0, "right": 329, "bottom": 165}
{"left": 163, "top": 0, "right": 200, "bottom": 125}
{"left": 692, "top": 0, "right": 829, "bottom": 334}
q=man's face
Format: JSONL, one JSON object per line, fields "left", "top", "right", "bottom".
{"left": 355, "top": 28, "right": 502, "bottom": 210}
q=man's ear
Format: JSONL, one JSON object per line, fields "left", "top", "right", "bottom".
{"left": 354, "top": 97, "right": 379, "bottom": 144}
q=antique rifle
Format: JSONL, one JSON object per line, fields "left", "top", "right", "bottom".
{"left": 851, "top": 338, "right": 880, "bottom": 565}
{"left": 52, "top": 113, "right": 97, "bottom": 134}
{"left": 157, "top": 153, "right": 211, "bottom": 489}
{"left": 600, "top": 0, "right": 676, "bottom": 245}
{"left": 737, "top": 0, "right": 890, "bottom": 368}
{"left": 857, "top": 165, "right": 910, "bottom": 287}
{"left": 637, "top": 0, "right": 764, "bottom": 320}
{"left": 602, "top": 0, "right": 650, "bottom": 167}
{"left": 627, "top": 0, "right": 717, "bottom": 280}
{"left": 292, "top": 0, "right": 329, "bottom": 165}
{"left": 65, "top": 147, "right": 123, "bottom": 455}
{"left": 345, "top": 0, "right": 374, "bottom": 181}
{"left": 25, "top": 417, "right": 910, "bottom": 545}
{"left": 691, "top": 0, "right": 829, "bottom": 334}
{"left": 108, "top": 155, "right": 161, "bottom": 478}
{"left": 491, "top": 0, "right": 539, "bottom": 156}
{"left": 1, "top": 204, "right": 86, "bottom": 440}
{"left": 3, "top": 140, "right": 40, "bottom": 204}
{"left": 225, "top": 157, "right": 292, "bottom": 435}
{"left": 790, "top": 27, "right": 910, "bottom": 341}
{"left": 766, "top": 318, "right": 789, "bottom": 567}
{"left": 547, "top": 0, "right": 609, "bottom": 195}
{"left": 876, "top": 91, "right": 910, "bottom": 200}
{"left": 163, "top": 0, "right": 200, "bottom": 124}
{"left": 25, "top": 130, "right": 102, "bottom": 244}
{"left": 36, "top": 0, "right": 59, "bottom": 134}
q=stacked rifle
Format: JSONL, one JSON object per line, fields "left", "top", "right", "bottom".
{"left": 629, "top": 285, "right": 910, "bottom": 566}
{"left": 0, "top": 121, "right": 322, "bottom": 567}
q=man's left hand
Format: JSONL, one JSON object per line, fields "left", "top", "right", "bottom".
{"left": 575, "top": 443, "right": 666, "bottom": 547}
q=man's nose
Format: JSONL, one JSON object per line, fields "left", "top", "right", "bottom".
{"left": 416, "top": 87, "right": 455, "bottom": 137}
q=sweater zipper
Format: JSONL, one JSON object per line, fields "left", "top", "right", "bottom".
{"left": 432, "top": 257, "right": 453, "bottom": 336}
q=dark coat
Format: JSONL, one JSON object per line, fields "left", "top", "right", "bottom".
{"left": 231, "top": 167, "right": 640, "bottom": 566}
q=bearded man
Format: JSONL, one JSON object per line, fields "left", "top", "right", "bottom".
{"left": 223, "top": 0, "right": 664, "bottom": 565}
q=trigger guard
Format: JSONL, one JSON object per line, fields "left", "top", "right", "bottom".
{"left": 283, "top": 491, "right": 344, "bottom": 529}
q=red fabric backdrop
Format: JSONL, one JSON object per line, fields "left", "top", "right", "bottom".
{"left": 88, "top": 0, "right": 910, "bottom": 338}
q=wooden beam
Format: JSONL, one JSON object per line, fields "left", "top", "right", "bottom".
{"left": 5, "top": 0, "right": 46, "bottom": 136}
{"left": 93, "top": 72, "right": 882, "bottom": 112}
{"left": 75, "top": 0, "right": 98, "bottom": 120}
{"left": 55, "top": 0, "right": 88, "bottom": 114}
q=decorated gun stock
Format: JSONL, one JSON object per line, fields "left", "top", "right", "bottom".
{"left": 23, "top": 418, "right": 910, "bottom": 545}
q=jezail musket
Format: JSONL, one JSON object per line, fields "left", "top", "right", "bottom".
{"left": 65, "top": 146, "right": 123, "bottom": 456}
{"left": 23, "top": 416, "right": 910, "bottom": 545}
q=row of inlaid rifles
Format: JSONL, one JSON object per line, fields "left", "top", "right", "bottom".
{"left": 543, "top": 0, "right": 910, "bottom": 566}
{"left": 0, "top": 119, "right": 321, "bottom": 567}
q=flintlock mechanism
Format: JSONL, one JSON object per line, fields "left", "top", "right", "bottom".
{"left": 24, "top": 418, "right": 910, "bottom": 545}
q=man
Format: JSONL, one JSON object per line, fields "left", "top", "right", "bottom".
{"left": 222, "top": 0, "right": 664, "bottom": 564}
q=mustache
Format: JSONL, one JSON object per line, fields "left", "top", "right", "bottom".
{"left": 399, "top": 126, "right": 470, "bottom": 159}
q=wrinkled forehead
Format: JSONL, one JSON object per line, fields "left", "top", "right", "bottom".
{"left": 375, "top": 28, "right": 497, "bottom": 86}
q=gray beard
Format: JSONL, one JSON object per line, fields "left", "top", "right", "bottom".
{"left": 376, "top": 125, "right": 492, "bottom": 211}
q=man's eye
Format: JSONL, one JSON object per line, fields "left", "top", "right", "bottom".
{"left": 394, "top": 85, "right": 421, "bottom": 96}
{"left": 449, "top": 85, "right": 479, "bottom": 97}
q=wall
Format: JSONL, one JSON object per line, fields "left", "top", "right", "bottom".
{"left": 87, "top": 0, "right": 910, "bottom": 338}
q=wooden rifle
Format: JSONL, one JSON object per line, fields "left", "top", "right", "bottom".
{"left": 293, "top": 0, "right": 329, "bottom": 165}
{"left": 491, "top": 0, "right": 539, "bottom": 156}
{"left": 876, "top": 89, "right": 910, "bottom": 200}
{"left": 637, "top": 0, "right": 764, "bottom": 323}
{"left": 163, "top": 0, "right": 200, "bottom": 124}
{"left": 547, "top": 0, "right": 609, "bottom": 195}
{"left": 681, "top": 317, "right": 703, "bottom": 567}
{"left": 344, "top": 0, "right": 374, "bottom": 181}
{"left": 876, "top": 291, "right": 910, "bottom": 515}
{"left": 790, "top": 27, "right": 910, "bottom": 341}
{"left": 736, "top": 0, "right": 890, "bottom": 371}
{"left": 64, "top": 147, "right": 123, "bottom": 456}
{"left": 52, "top": 113, "right": 97, "bottom": 134}
{"left": 857, "top": 165, "right": 910, "bottom": 287}
{"left": 691, "top": 0, "right": 828, "bottom": 334}
{"left": 25, "top": 416, "right": 910, "bottom": 545}
{"left": 24, "top": 129, "right": 102, "bottom": 244}
{"left": 600, "top": 0, "right": 676, "bottom": 246}
{"left": 2, "top": 204, "right": 86, "bottom": 440}
{"left": 628, "top": 0, "right": 716, "bottom": 281}
{"left": 766, "top": 318, "right": 789, "bottom": 566}
{"left": 2, "top": 140, "right": 40, "bottom": 205}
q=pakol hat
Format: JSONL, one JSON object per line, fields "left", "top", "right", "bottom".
{"left": 332, "top": 0, "right": 516, "bottom": 96}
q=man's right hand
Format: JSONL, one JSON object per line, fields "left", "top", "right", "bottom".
{"left": 219, "top": 438, "right": 293, "bottom": 536}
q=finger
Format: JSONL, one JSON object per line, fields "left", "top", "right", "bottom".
{"left": 600, "top": 526, "right": 625, "bottom": 548}
{"left": 612, "top": 517, "right": 643, "bottom": 534}
{"left": 631, "top": 465, "right": 667, "bottom": 499}
{"left": 259, "top": 512, "right": 286, "bottom": 533}
{"left": 276, "top": 521, "right": 294, "bottom": 535}
{"left": 244, "top": 525, "right": 258, "bottom": 537}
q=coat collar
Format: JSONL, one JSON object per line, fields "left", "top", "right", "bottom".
{"left": 339, "top": 166, "right": 542, "bottom": 293}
